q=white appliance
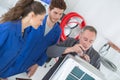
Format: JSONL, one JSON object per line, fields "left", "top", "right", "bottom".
{"left": 49, "top": 54, "right": 106, "bottom": 80}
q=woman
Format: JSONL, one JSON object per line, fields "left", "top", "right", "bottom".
{"left": 0, "top": 0, "right": 46, "bottom": 78}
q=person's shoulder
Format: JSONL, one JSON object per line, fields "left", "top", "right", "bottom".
{"left": 67, "top": 37, "right": 77, "bottom": 41}
{"left": 0, "top": 22, "right": 11, "bottom": 36}
{"left": 90, "top": 47, "right": 100, "bottom": 57}
{"left": 43, "top": 15, "right": 48, "bottom": 23}
{"left": 53, "top": 22, "right": 61, "bottom": 33}
{"left": 64, "top": 37, "right": 78, "bottom": 45}
{"left": 0, "top": 20, "right": 19, "bottom": 32}
{"left": 0, "top": 21, "right": 12, "bottom": 31}
{"left": 55, "top": 22, "right": 60, "bottom": 28}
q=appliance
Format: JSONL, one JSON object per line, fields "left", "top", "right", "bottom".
{"left": 49, "top": 54, "right": 106, "bottom": 80}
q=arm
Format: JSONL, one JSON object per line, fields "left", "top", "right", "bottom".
{"left": 27, "top": 52, "right": 48, "bottom": 77}
{"left": 0, "top": 30, "right": 8, "bottom": 47}
{"left": 94, "top": 57, "right": 101, "bottom": 69}
{"left": 36, "top": 52, "right": 48, "bottom": 66}
{"left": 108, "top": 41, "right": 120, "bottom": 53}
{"left": 46, "top": 45, "right": 67, "bottom": 57}
{"left": 27, "top": 64, "right": 39, "bottom": 77}
{"left": 88, "top": 48, "right": 101, "bottom": 69}
{"left": 47, "top": 38, "right": 74, "bottom": 57}
{"left": 46, "top": 38, "right": 84, "bottom": 58}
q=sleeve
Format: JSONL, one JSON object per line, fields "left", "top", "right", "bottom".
{"left": 0, "top": 30, "right": 8, "bottom": 48}
{"left": 94, "top": 53, "right": 101, "bottom": 69}
{"left": 46, "top": 45, "right": 67, "bottom": 57}
{"left": 0, "top": 23, "right": 9, "bottom": 47}
{"left": 0, "top": 29, "right": 9, "bottom": 71}
{"left": 94, "top": 57, "right": 101, "bottom": 69}
{"left": 46, "top": 38, "right": 76, "bottom": 57}
{"left": 36, "top": 52, "right": 48, "bottom": 66}
{"left": 89, "top": 48, "right": 101, "bottom": 69}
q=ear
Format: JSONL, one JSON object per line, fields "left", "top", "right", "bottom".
{"left": 28, "top": 11, "right": 35, "bottom": 18}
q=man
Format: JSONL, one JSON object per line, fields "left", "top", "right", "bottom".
{"left": 26, "top": 0, "right": 67, "bottom": 77}
{"left": 42, "top": 25, "right": 101, "bottom": 79}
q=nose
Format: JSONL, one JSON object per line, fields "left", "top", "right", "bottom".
{"left": 84, "top": 41, "right": 91, "bottom": 49}
{"left": 56, "top": 14, "right": 62, "bottom": 19}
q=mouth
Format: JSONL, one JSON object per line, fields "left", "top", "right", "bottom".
{"left": 53, "top": 18, "right": 59, "bottom": 21}
{"left": 83, "top": 46, "right": 88, "bottom": 50}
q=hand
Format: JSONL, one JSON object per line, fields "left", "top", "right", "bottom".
{"left": 64, "top": 44, "right": 85, "bottom": 57}
{"left": 81, "top": 54, "right": 90, "bottom": 63}
{"left": 27, "top": 64, "right": 39, "bottom": 77}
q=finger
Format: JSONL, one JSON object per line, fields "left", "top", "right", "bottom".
{"left": 77, "top": 51, "right": 84, "bottom": 57}
{"left": 84, "top": 55, "right": 90, "bottom": 62}
{"left": 27, "top": 68, "right": 32, "bottom": 77}
{"left": 79, "top": 45, "right": 85, "bottom": 51}
{"left": 75, "top": 45, "right": 83, "bottom": 52}
{"left": 27, "top": 71, "right": 33, "bottom": 77}
{"left": 74, "top": 46, "right": 84, "bottom": 56}
{"left": 27, "top": 72, "right": 31, "bottom": 77}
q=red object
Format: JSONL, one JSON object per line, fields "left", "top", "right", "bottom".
{"left": 60, "top": 12, "right": 86, "bottom": 41}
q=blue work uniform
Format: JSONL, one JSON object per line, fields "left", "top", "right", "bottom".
{"left": 0, "top": 20, "right": 33, "bottom": 77}
{"left": 18, "top": 15, "right": 61, "bottom": 72}
{"left": 0, "top": 20, "right": 42, "bottom": 78}
{"left": 0, "top": 20, "right": 23, "bottom": 73}
{"left": 0, "top": 15, "right": 61, "bottom": 78}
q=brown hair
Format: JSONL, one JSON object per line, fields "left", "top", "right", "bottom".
{"left": 0, "top": 0, "right": 46, "bottom": 23}
{"left": 49, "top": 0, "right": 66, "bottom": 10}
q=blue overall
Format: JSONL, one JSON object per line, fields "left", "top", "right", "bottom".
{"left": 0, "top": 16, "right": 61, "bottom": 78}
{"left": 0, "top": 20, "right": 25, "bottom": 77}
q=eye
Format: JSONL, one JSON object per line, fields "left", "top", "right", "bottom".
{"left": 83, "top": 37, "right": 88, "bottom": 41}
{"left": 54, "top": 12, "right": 57, "bottom": 14}
{"left": 89, "top": 40, "right": 94, "bottom": 44}
{"left": 59, "top": 13, "right": 63, "bottom": 16}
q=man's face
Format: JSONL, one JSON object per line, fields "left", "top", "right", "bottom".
{"left": 79, "top": 30, "right": 96, "bottom": 50}
{"left": 48, "top": 8, "right": 64, "bottom": 23}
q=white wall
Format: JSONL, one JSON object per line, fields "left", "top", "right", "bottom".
{"left": 64, "top": 0, "right": 120, "bottom": 80}
{"left": 65, "top": 0, "right": 120, "bottom": 48}
{"left": 0, "top": 0, "right": 18, "bottom": 17}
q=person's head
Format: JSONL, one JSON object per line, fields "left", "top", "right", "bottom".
{"left": 79, "top": 25, "right": 97, "bottom": 50}
{"left": 0, "top": 0, "right": 46, "bottom": 28}
{"left": 48, "top": 0, "right": 66, "bottom": 23}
